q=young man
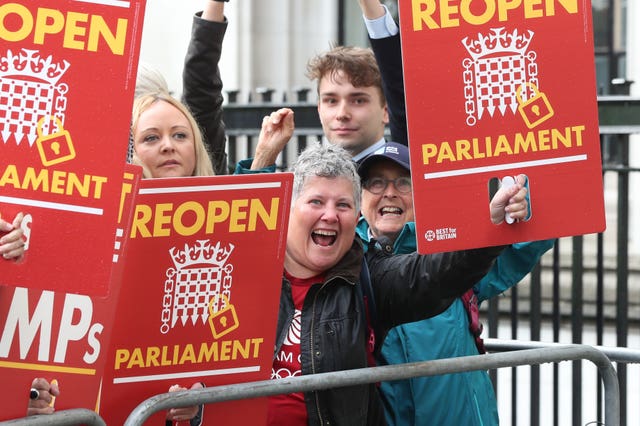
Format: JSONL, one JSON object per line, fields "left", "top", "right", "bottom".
{"left": 306, "top": 46, "right": 391, "bottom": 162}
{"left": 236, "top": 47, "right": 392, "bottom": 170}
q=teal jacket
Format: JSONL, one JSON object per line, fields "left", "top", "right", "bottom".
{"left": 234, "top": 158, "right": 275, "bottom": 174}
{"left": 356, "top": 218, "right": 555, "bottom": 426}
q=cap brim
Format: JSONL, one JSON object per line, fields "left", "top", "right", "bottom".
{"left": 358, "top": 155, "right": 410, "bottom": 179}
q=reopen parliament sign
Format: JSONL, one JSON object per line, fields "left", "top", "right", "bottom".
{"left": 0, "top": 0, "right": 146, "bottom": 295}
{"left": 399, "top": 0, "right": 605, "bottom": 253}
{"left": 99, "top": 172, "right": 293, "bottom": 425}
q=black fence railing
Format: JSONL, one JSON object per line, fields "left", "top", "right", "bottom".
{"left": 220, "top": 92, "right": 640, "bottom": 426}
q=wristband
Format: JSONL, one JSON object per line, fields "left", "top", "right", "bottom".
{"left": 212, "top": 0, "right": 229, "bottom": 2}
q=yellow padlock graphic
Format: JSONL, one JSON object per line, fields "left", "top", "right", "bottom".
{"left": 35, "top": 116, "right": 76, "bottom": 167}
{"left": 208, "top": 294, "right": 239, "bottom": 339}
{"left": 516, "top": 83, "right": 554, "bottom": 129}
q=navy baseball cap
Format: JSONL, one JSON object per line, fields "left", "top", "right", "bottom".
{"left": 357, "top": 142, "right": 411, "bottom": 179}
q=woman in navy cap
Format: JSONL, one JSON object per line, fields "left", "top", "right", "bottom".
{"left": 356, "top": 142, "right": 553, "bottom": 426}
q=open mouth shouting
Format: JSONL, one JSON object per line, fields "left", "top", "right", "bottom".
{"left": 311, "top": 229, "right": 337, "bottom": 246}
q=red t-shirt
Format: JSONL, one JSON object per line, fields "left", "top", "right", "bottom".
{"left": 267, "top": 272, "right": 323, "bottom": 426}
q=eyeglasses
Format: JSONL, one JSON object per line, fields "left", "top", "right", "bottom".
{"left": 363, "top": 176, "right": 412, "bottom": 194}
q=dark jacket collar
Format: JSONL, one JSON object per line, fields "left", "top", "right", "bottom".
{"left": 323, "top": 240, "right": 364, "bottom": 286}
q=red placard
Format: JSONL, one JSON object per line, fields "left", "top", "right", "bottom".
{"left": 100, "top": 173, "right": 293, "bottom": 425}
{"left": 0, "top": 164, "right": 142, "bottom": 420}
{"left": 399, "top": 1, "right": 605, "bottom": 253}
{"left": 0, "top": 0, "right": 146, "bottom": 295}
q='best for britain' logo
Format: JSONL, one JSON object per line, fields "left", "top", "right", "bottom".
{"left": 425, "top": 227, "right": 457, "bottom": 242}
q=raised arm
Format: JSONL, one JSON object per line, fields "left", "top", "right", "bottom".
{"left": 366, "top": 244, "right": 505, "bottom": 331}
{"left": 232, "top": 108, "right": 295, "bottom": 173}
{"left": 359, "top": 0, "right": 385, "bottom": 18}
{"left": 250, "top": 108, "right": 295, "bottom": 170}
{"left": 202, "top": 1, "right": 224, "bottom": 22}
{"left": 474, "top": 174, "right": 554, "bottom": 298}
{"left": 474, "top": 238, "right": 555, "bottom": 302}
{"left": 358, "top": 0, "right": 407, "bottom": 145}
{"left": 182, "top": 2, "right": 229, "bottom": 175}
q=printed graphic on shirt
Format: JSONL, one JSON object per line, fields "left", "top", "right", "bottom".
{"left": 272, "top": 309, "right": 302, "bottom": 379}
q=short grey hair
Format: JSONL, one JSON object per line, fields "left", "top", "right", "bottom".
{"left": 289, "top": 142, "right": 361, "bottom": 213}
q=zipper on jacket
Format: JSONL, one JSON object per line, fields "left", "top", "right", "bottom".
{"left": 310, "top": 281, "right": 324, "bottom": 424}
{"left": 303, "top": 272, "right": 355, "bottom": 425}
{"left": 308, "top": 276, "right": 349, "bottom": 425}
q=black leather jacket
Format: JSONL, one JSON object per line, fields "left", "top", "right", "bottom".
{"left": 182, "top": 12, "right": 229, "bottom": 175}
{"left": 274, "top": 240, "right": 504, "bottom": 426}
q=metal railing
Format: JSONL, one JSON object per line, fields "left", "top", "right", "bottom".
{"left": 119, "top": 344, "right": 619, "bottom": 426}
{"left": 484, "top": 339, "right": 640, "bottom": 426}
{"left": 0, "top": 343, "right": 627, "bottom": 426}
{"left": 0, "top": 409, "right": 106, "bottom": 426}
{"left": 485, "top": 338, "right": 640, "bottom": 365}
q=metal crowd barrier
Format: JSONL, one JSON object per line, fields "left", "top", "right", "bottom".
{"left": 122, "top": 344, "right": 620, "bottom": 426}
{"left": 477, "top": 339, "right": 640, "bottom": 426}
{"left": 0, "top": 409, "right": 106, "bottom": 426}
{"left": 485, "top": 338, "right": 640, "bottom": 365}
{"left": 1, "top": 343, "right": 622, "bottom": 426}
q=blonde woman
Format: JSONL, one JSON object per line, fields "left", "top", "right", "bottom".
{"left": 131, "top": 92, "right": 215, "bottom": 179}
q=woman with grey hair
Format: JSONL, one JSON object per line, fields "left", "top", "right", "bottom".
{"left": 265, "top": 142, "right": 522, "bottom": 426}
{"left": 289, "top": 142, "right": 362, "bottom": 213}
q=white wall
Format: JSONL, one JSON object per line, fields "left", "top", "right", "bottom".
{"left": 138, "top": 1, "right": 340, "bottom": 100}
{"left": 138, "top": 0, "right": 202, "bottom": 96}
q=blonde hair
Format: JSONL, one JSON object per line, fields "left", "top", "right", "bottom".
{"left": 131, "top": 92, "right": 215, "bottom": 178}
{"left": 135, "top": 62, "right": 170, "bottom": 98}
